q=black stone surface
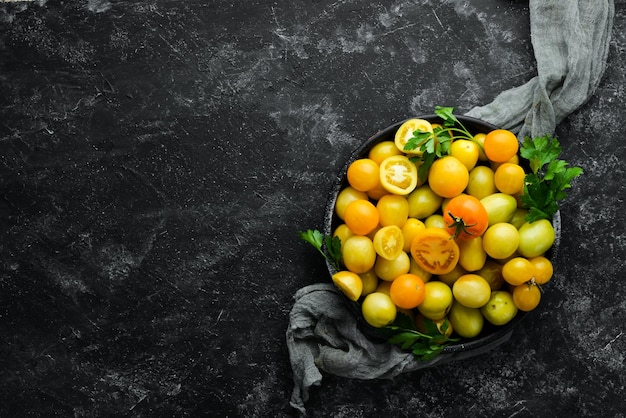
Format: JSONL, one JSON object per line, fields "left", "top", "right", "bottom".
{"left": 1, "top": 1, "right": 625, "bottom": 417}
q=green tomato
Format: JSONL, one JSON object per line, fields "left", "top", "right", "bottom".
{"left": 482, "top": 222, "right": 520, "bottom": 259}
{"left": 480, "top": 193, "right": 517, "bottom": 226}
{"left": 407, "top": 184, "right": 443, "bottom": 219}
{"left": 449, "top": 300, "right": 483, "bottom": 338}
{"left": 417, "top": 281, "right": 453, "bottom": 320}
{"left": 509, "top": 208, "right": 529, "bottom": 229}
{"left": 517, "top": 219, "right": 555, "bottom": 258}
{"left": 466, "top": 166, "right": 497, "bottom": 200}
{"left": 452, "top": 274, "right": 491, "bottom": 308}
{"left": 481, "top": 290, "right": 518, "bottom": 326}
{"left": 477, "top": 260, "right": 505, "bottom": 290}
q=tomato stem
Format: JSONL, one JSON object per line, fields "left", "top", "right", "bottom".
{"left": 446, "top": 211, "right": 478, "bottom": 239}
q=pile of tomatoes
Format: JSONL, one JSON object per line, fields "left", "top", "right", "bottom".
{"left": 330, "top": 118, "right": 556, "bottom": 339}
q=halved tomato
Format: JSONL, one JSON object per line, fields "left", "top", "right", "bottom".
{"left": 394, "top": 118, "right": 434, "bottom": 155}
{"left": 410, "top": 227, "right": 460, "bottom": 275}
{"left": 373, "top": 225, "right": 405, "bottom": 261}
{"left": 379, "top": 155, "right": 419, "bottom": 195}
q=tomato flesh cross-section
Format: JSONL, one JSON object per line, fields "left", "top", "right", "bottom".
{"left": 410, "top": 227, "right": 460, "bottom": 275}
{"left": 379, "top": 155, "right": 419, "bottom": 195}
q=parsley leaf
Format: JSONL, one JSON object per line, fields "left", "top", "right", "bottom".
{"left": 377, "top": 312, "right": 459, "bottom": 361}
{"left": 519, "top": 135, "right": 583, "bottom": 223}
{"left": 404, "top": 106, "right": 475, "bottom": 182}
{"left": 298, "top": 229, "right": 342, "bottom": 271}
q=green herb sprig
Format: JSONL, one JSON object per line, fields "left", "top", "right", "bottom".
{"left": 404, "top": 106, "right": 477, "bottom": 181}
{"left": 377, "top": 312, "right": 459, "bottom": 361}
{"left": 298, "top": 229, "right": 342, "bottom": 271}
{"left": 519, "top": 135, "right": 583, "bottom": 223}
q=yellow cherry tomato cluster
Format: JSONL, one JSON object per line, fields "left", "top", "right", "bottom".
{"left": 331, "top": 118, "right": 556, "bottom": 339}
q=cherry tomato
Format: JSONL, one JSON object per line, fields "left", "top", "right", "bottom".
{"left": 509, "top": 208, "right": 529, "bottom": 229}
{"left": 481, "top": 290, "right": 518, "bottom": 326}
{"left": 457, "top": 236, "right": 487, "bottom": 272}
{"left": 450, "top": 139, "right": 480, "bottom": 171}
{"left": 424, "top": 214, "right": 447, "bottom": 229}
{"left": 482, "top": 223, "right": 520, "bottom": 259}
{"left": 359, "top": 269, "right": 379, "bottom": 296}
{"left": 428, "top": 156, "right": 469, "bottom": 198}
{"left": 480, "top": 193, "right": 517, "bottom": 226}
{"left": 341, "top": 235, "right": 376, "bottom": 273}
{"left": 335, "top": 187, "right": 368, "bottom": 220}
{"left": 409, "top": 256, "right": 433, "bottom": 283}
{"left": 417, "top": 281, "right": 453, "bottom": 320}
{"left": 452, "top": 274, "right": 491, "bottom": 308}
{"left": 448, "top": 300, "right": 483, "bottom": 338}
{"left": 344, "top": 199, "right": 379, "bottom": 236}
{"left": 410, "top": 227, "right": 460, "bottom": 275}
{"left": 443, "top": 194, "right": 489, "bottom": 240}
{"left": 368, "top": 140, "right": 402, "bottom": 165}
{"left": 407, "top": 184, "right": 443, "bottom": 219}
{"left": 437, "top": 262, "right": 467, "bottom": 287}
{"left": 333, "top": 223, "right": 354, "bottom": 246}
{"left": 529, "top": 256, "right": 553, "bottom": 285}
{"left": 361, "top": 292, "right": 397, "bottom": 328}
{"left": 494, "top": 162, "right": 525, "bottom": 195}
{"left": 484, "top": 129, "right": 519, "bottom": 163}
{"left": 390, "top": 273, "right": 426, "bottom": 309}
{"left": 401, "top": 218, "right": 425, "bottom": 252}
{"left": 512, "top": 283, "right": 541, "bottom": 311}
{"left": 502, "top": 257, "right": 535, "bottom": 286}
{"left": 473, "top": 133, "right": 488, "bottom": 161}
{"left": 376, "top": 194, "right": 409, "bottom": 227}
{"left": 347, "top": 158, "right": 380, "bottom": 192}
{"left": 374, "top": 251, "right": 411, "bottom": 281}
{"left": 332, "top": 271, "right": 363, "bottom": 301}
{"left": 379, "top": 155, "right": 419, "bottom": 195}
{"left": 394, "top": 118, "right": 434, "bottom": 155}
{"left": 477, "top": 260, "right": 505, "bottom": 290}
{"left": 373, "top": 225, "right": 405, "bottom": 261}
{"left": 517, "top": 219, "right": 555, "bottom": 258}
{"left": 466, "top": 166, "right": 497, "bottom": 200}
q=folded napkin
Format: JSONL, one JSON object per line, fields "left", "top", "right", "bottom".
{"left": 287, "top": 1, "right": 614, "bottom": 415}
{"left": 466, "top": 0, "right": 614, "bottom": 138}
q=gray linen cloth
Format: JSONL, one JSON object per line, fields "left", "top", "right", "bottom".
{"left": 287, "top": 1, "right": 614, "bottom": 416}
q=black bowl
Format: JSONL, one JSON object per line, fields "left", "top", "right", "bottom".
{"left": 322, "top": 114, "right": 561, "bottom": 355}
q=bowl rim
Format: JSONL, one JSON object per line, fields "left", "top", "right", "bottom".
{"left": 322, "top": 114, "right": 561, "bottom": 354}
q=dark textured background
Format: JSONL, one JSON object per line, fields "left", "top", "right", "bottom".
{"left": 1, "top": 1, "right": 625, "bottom": 417}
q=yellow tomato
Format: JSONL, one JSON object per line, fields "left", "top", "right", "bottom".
{"left": 450, "top": 139, "right": 479, "bottom": 171}
{"left": 407, "top": 184, "right": 443, "bottom": 219}
{"left": 394, "top": 118, "right": 434, "bottom": 155}
{"left": 379, "top": 155, "right": 419, "bottom": 195}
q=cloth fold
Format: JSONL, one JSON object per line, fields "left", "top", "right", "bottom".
{"left": 287, "top": 0, "right": 614, "bottom": 415}
{"left": 466, "top": 0, "right": 614, "bottom": 139}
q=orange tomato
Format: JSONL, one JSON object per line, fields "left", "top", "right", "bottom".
{"left": 494, "top": 163, "right": 525, "bottom": 195}
{"left": 343, "top": 199, "right": 379, "bottom": 236}
{"left": 427, "top": 156, "right": 469, "bottom": 198}
{"left": 410, "top": 227, "right": 460, "bottom": 275}
{"left": 512, "top": 283, "right": 541, "bottom": 311}
{"left": 443, "top": 194, "right": 489, "bottom": 240}
{"left": 483, "top": 129, "right": 519, "bottom": 163}
{"left": 347, "top": 158, "right": 380, "bottom": 192}
{"left": 389, "top": 273, "right": 426, "bottom": 309}
{"left": 529, "top": 256, "right": 553, "bottom": 285}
